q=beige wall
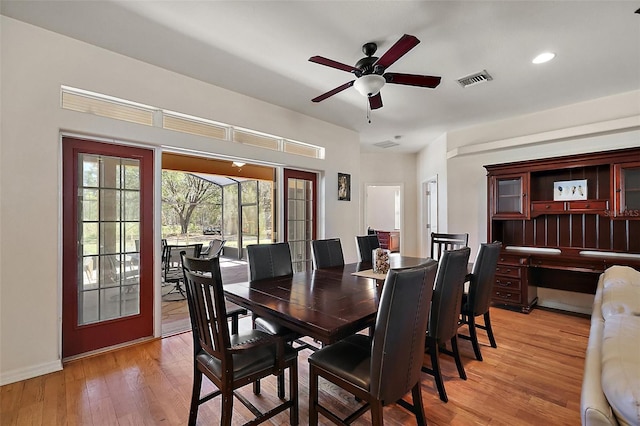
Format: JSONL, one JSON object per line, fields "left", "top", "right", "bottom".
{"left": 416, "top": 133, "right": 448, "bottom": 257}
{"left": 0, "top": 17, "right": 361, "bottom": 384}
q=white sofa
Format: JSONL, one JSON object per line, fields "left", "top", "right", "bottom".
{"left": 581, "top": 265, "right": 640, "bottom": 426}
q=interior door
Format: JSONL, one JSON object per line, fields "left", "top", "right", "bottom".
{"left": 284, "top": 169, "right": 317, "bottom": 272}
{"left": 424, "top": 177, "right": 438, "bottom": 256}
{"left": 62, "top": 137, "right": 154, "bottom": 358}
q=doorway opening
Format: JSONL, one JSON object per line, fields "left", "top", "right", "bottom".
{"left": 364, "top": 184, "right": 402, "bottom": 252}
{"left": 160, "top": 154, "right": 276, "bottom": 335}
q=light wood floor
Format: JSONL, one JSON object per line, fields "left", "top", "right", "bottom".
{"left": 1, "top": 306, "right": 590, "bottom": 425}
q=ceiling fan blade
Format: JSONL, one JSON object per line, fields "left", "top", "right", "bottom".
{"left": 369, "top": 93, "right": 383, "bottom": 110}
{"left": 384, "top": 72, "right": 441, "bottom": 88}
{"left": 309, "top": 56, "right": 360, "bottom": 73}
{"left": 312, "top": 80, "right": 355, "bottom": 103}
{"left": 374, "top": 34, "right": 420, "bottom": 69}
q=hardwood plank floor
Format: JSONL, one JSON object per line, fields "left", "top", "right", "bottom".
{"left": 1, "top": 307, "right": 590, "bottom": 425}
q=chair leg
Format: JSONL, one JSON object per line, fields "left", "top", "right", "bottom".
{"left": 221, "top": 389, "right": 233, "bottom": 426}
{"left": 253, "top": 379, "right": 260, "bottom": 395}
{"left": 411, "top": 382, "right": 427, "bottom": 426}
{"left": 468, "top": 315, "right": 483, "bottom": 361}
{"left": 371, "top": 400, "right": 384, "bottom": 426}
{"left": 230, "top": 313, "right": 239, "bottom": 335}
{"left": 278, "top": 372, "right": 285, "bottom": 399}
{"left": 289, "top": 362, "right": 299, "bottom": 425}
{"left": 430, "top": 343, "right": 448, "bottom": 403}
{"left": 450, "top": 336, "right": 467, "bottom": 380}
{"left": 188, "top": 369, "right": 203, "bottom": 426}
{"left": 309, "top": 365, "right": 319, "bottom": 426}
{"left": 484, "top": 311, "right": 497, "bottom": 348}
{"left": 177, "top": 281, "right": 186, "bottom": 298}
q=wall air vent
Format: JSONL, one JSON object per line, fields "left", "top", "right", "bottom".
{"left": 457, "top": 70, "right": 493, "bottom": 88}
{"left": 373, "top": 140, "right": 400, "bottom": 149}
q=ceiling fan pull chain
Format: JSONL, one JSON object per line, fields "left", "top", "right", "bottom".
{"left": 367, "top": 99, "right": 372, "bottom": 124}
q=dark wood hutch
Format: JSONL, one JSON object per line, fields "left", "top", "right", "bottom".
{"left": 485, "top": 147, "right": 640, "bottom": 313}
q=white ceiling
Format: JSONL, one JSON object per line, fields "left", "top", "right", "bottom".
{"left": 2, "top": 1, "right": 639, "bottom": 153}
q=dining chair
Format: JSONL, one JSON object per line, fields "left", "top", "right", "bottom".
{"left": 247, "top": 242, "right": 294, "bottom": 282}
{"left": 355, "top": 234, "right": 381, "bottom": 263}
{"left": 200, "top": 238, "right": 226, "bottom": 259}
{"left": 458, "top": 242, "right": 502, "bottom": 361}
{"left": 246, "top": 242, "right": 314, "bottom": 396}
{"left": 308, "top": 261, "right": 438, "bottom": 426}
{"left": 311, "top": 238, "right": 345, "bottom": 269}
{"left": 162, "top": 243, "right": 202, "bottom": 299}
{"left": 422, "top": 246, "right": 471, "bottom": 403}
{"left": 430, "top": 232, "right": 469, "bottom": 260}
{"left": 195, "top": 238, "right": 247, "bottom": 333}
{"left": 181, "top": 254, "right": 298, "bottom": 426}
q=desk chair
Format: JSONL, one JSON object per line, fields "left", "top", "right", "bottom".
{"left": 355, "top": 234, "right": 381, "bottom": 263}
{"left": 308, "top": 261, "right": 438, "bottom": 426}
{"left": 422, "top": 246, "right": 471, "bottom": 402}
{"left": 181, "top": 254, "right": 298, "bottom": 426}
{"left": 311, "top": 238, "right": 345, "bottom": 269}
{"left": 430, "top": 232, "right": 469, "bottom": 260}
{"left": 162, "top": 243, "right": 202, "bottom": 299}
{"left": 459, "top": 242, "right": 502, "bottom": 361}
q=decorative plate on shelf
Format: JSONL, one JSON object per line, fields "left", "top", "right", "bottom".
{"left": 554, "top": 179, "right": 587, "bottom": 201}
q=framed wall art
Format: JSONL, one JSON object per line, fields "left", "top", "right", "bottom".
{"left": 338, "top": 173, "right": 351, "bottom": 201}
{"left": 553, "top": 179, "right": 587, "bottom": 201}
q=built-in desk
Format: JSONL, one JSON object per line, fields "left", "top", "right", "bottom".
{"left": 485, "top": 148, "right": 640, "bottom": 313}
{"left": 493, "top": 246, "right": 640, "bottom": 313}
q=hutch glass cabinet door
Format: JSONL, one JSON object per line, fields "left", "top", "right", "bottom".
{"left": 491, "top": 173, "right": 529, "bottom": 218}
{"left": 615, "top": 162, "right": 640, "bottom": 217}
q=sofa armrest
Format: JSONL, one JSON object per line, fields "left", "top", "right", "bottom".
{"left": 581, "top": 275, "right": 619, "bottom": 426}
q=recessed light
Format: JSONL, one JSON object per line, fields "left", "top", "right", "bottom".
{"left": 532, "top": 52, "right": 556, "bottom": 64}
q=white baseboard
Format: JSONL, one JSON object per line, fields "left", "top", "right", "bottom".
{"left": 537, "top": 300, "right": 592, "bottom": 316}
{"left": 0, "top": 360, "right": 63, "bottom": 386}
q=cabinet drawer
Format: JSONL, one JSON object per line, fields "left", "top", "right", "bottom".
{"left": 531, "top": 201, "right": 565, "bottom": 215}
{"left": 495, "top": 276, "right": 521, "bottom": 290}
{"left": 493, "top": 289, "right": 522, "bottom": 304}
{"left": 497, "top": 253, "right": 525, "bottom": 266}
{"left": 495, "top": 265, "right": 521, "bottom": 278}
{"left": 530, "top": 257, "right": 604, "bottom": 273}
{"left": 567, "top": 199, "right": 608, "bottom": 212}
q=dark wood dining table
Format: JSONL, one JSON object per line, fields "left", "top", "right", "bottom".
{"left": 224, "top": 256, "right": 433, "bottom": 345}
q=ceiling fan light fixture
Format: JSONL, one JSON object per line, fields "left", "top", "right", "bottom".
{"left": 354, "top": 74, "right": 385, "bottom": 97}
{"left": 532, "top": 52, "right": 556, "bottom": 64}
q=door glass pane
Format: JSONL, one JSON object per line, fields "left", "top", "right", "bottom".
{"left": 82, "top": 189, "right": 99, "bottom": 221}
{"left": 77, "top": 153, "right": 141, "bottom": 325}
{"left": 287, "top": 176, "right": 314, "bottom": 272}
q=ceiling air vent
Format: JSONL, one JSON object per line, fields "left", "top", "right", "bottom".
{"left": 373, "top": 140, "right": 400, "bottom": 149}
{"left": 457, "top": 70, "right": 493, "bottom": 88}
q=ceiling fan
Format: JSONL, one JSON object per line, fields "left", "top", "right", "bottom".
{"left": 309, "top": 34, "right": 441, "bottom": 110}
